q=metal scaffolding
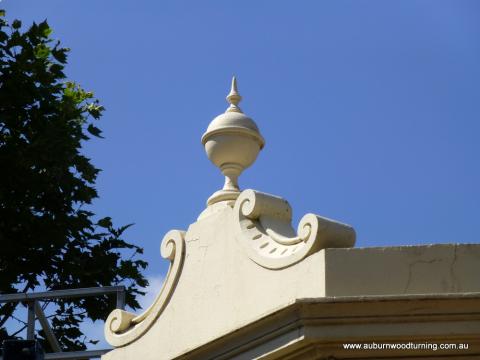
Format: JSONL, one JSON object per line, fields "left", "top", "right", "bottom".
{"left": 0, "top": 286, "right": 126, "bottom": 359}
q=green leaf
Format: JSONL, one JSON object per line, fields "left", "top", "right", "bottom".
{"left": 38, "top": 20, "right": 52, "bottom": 38}
{"left": 0, "top": 31, "right": 7, "bottom": 42}
{"left": 48, "top": 63, "right": 65, "bottom": 78}
{"left": 86, "top": 103, "right": 104, "bottom": 119}
{"left": 87, "top": 124, "right": 103, "bottom": 138}
{"left": 97, "top": 217, "right": 112, "bottom": 228}
{"left": 52, "top": 48, "right": 68, "bottom": 63}
{"left": 12, "top": 20, "right": 21, "bottom": 29}
{"left": 34, "top": 44, "right": 50, "bottom": 59}
{"left": 43, "top": 26, "right": 52, "bottom": 37}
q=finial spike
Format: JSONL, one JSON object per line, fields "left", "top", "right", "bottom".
{"left": 230, "top": 76, "right": 238, "bottom": 94}
{"left": 226, "top": 76, "right": 243, "bottom": 113}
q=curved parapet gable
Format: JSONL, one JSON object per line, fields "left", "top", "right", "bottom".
{"left": 233, "top": 189, "right": 356, "bottom": 269}
{"left": 103, "top": 191, "right": 355, "bottom": 348}
{"left": 104, "top": 230, "right": 186, "bottom": 347}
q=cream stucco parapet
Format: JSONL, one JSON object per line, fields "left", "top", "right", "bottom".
{"left": 233, "top": 189, "right": 356, "bottom": 269}
{"left": 103, "top": 188, "right": 355, "bottom": 351}
{"left": 104, "top": 229, "right": 185, "bottom": 347}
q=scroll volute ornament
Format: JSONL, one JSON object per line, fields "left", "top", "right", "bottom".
{"left": 104, "top": 230, "right": 186, "bottom": 347}
{"left": 234, "top": 189, "right": 356, "bottom": 269}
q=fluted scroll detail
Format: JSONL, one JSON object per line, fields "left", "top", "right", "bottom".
{"left": 105, "top": 230, "right": 186, "bottom": 347}
{"left": 233, "top": 189, "right": 356, "bottom": 269}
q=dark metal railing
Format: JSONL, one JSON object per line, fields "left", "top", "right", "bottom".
{"left": 0, "top": 286, "right": 126, "bottom": 359}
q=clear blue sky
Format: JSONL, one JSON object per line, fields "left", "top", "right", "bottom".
{"left": 6, "top": 1, "right": 480, "bottom": 282}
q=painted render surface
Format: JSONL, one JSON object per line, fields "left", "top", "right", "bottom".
{"left": 102, "top": 79, "right": 480, "bottom": 360}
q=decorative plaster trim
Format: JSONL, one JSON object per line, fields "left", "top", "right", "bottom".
{"left": 233, "top": 189, "right": 355, "bottom": 269}
{"left": 104, "top": 230, "right": 186, "bottom": 347}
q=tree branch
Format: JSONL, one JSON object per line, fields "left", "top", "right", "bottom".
{"left": 10, "top": 324, "right": 28, "bottom": 337}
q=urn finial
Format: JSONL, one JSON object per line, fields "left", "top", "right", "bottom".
{"left": 201, "top": 77, "right": 265, "bottom": 206}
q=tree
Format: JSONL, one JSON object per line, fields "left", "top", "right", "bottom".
{"left": 0, "top": 11, "right": 148, "bottom": 351}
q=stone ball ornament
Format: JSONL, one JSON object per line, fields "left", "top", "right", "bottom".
{"left": 201, "top": 77, "right": 265, "bottom": 206}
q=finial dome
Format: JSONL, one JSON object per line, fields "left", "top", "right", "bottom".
{"left": 201, "top": 77, "right": 265, "bottom": 207}
{"left": 202, "top": 77, "right": 264, "bottom": 147}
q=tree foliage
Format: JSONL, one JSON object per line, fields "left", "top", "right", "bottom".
{"left": 0, "top": 11, "right": 148, "bottom": 351}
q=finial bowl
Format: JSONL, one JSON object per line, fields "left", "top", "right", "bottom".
{"left": 202, "top": 112, "right": 265, "bottom": 172}
{"left": 203, "top": 132, "right": 262, "bottom": 172}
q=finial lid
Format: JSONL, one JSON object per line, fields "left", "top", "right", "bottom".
{"left": 201, "top": 77, "right": 264, "bottom": 147}
{"left": 226, "top": 76, "right": 242, "bottom": 113}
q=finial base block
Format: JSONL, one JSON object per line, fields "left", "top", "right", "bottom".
{"left": 207, "top": 189, "right": 240, "bottom": 206}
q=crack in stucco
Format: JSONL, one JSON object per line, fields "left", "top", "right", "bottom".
{"left": 403, "top": 257, "right": 443, "bottom": 294}
{"left": 449, "top": 244, "right": 459, "bottom": 292}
